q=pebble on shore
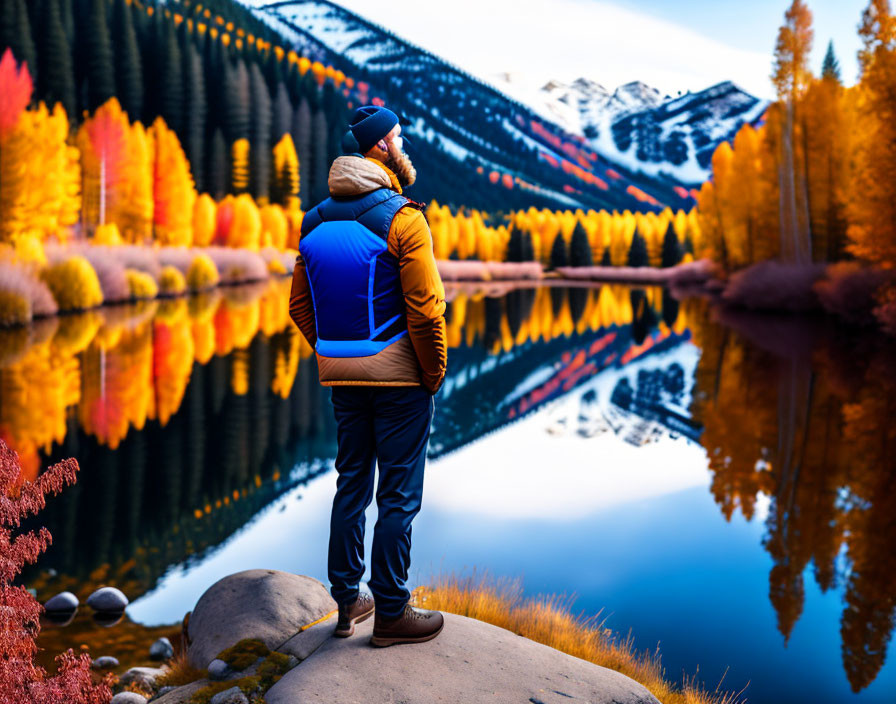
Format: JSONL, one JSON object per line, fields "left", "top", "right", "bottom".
{"left": 87, "top": 586, "right": 129, "bottom": 612}
{"left": 44, "top": 591, "right": 79, "bottom": 613}
{"left": 150, "top": 636, "right": 174, "bottom": 661}
{"left": 90, "top": 655, "right": 119, "bottom": 670}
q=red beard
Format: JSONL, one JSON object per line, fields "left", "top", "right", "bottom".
{"left": 386, "top": 146, "right": 417, "bottom": 188}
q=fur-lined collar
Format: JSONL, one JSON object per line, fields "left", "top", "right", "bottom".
{"left": 328, "top": 155, "right": 403, "bottom": 197}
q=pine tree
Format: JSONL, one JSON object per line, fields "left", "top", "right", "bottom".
{"left": 628, "top": 229, "right": 649, "bottom": 267}
{"left": 85, "top": 0, "right": 115, "bottom": 113}
{"left": 272, "top": 79, "right": 292, "bottom": 144}
{"left": 522, "top": 228, "right": 535, "bottom": 261}
{"left": 661, "top": 221, "right": 683, "bottom": 267}
{"left": 225, "top": 56, "right": 250, "bottom": 143}
{"left": 111, "top": 0, "right": 142, "bottom": 121}
{"left": 310, "top": 103, "right": 329, "bottom": 205}
{"left": 0, "top": 0, "right": 37, "bottom": 91}
{"left": 322, "top": 81, "right": 348, "bottom": 165}
{"left": 36, "top": 0, "right": 76, "bottom": 120}
{"left": 506, "top": 225, "right": 524, "bottom": 262}
{"left": 569, "top": 221, "right": 593, "bottom": 266}
{"left": 292, "top": 96, "right": 312, "bottom": 207}
{"left": 183, "top": 42, "right": 206, "bottom": 192}
{"left": 549, "top": 232, "right": 568, "bottom": 268}
{"left": 207, "top": 127, "right": 228, "bottom": 200}
{"left": 160, "top": 17, "right": 183, "bottom": 139}
{"left": 138, "top": 7, "right": 162, "bottom": 125}
{"left": 821, "top": 39, "right": 841, "bottom": 81}
{"left": 248, "top": 61, "right": 272, "bottom": 202}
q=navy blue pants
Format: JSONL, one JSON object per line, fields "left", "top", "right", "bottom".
{"left": 327, "top": 384, "right": 434, "bottom": 619}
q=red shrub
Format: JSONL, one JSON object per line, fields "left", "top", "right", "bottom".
{"left": 813, "top": 262, "right": 894, "bottom": 326}
{"left": 722, "top": 260, "right": 826, "bottom": 312}
{"left": 0, "top": 440, "right": 113, "bottom": 704}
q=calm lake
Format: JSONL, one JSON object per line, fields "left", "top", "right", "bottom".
{"left": 7, "top": 278, "right": 895, "bottom": 704}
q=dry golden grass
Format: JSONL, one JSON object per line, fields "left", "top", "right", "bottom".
{"left": 155, "top": 649, "right": 206, "bottom": 689}
{"left": 411, "top": 569, "right": 746, "bottom": 704}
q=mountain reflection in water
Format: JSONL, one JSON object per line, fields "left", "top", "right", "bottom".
{"left": 3, "top": 279, "right": 894, "bottom": 703}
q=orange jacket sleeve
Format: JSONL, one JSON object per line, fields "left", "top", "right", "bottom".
{"left": 288, "top": 251, "right": 318, "bottom": 348}
{"left": 389, "top": 206, "right": 448, "bottom": 394}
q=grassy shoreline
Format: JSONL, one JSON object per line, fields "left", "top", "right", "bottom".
{"left": 411, "top": 570, "right": 745, "bottom": 704}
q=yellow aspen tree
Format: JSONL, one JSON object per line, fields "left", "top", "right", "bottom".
{"left": 772, "top": 0, "right": 815, "bottom": 263}
{"left": 272, "top": 133, "right": 302, "bottom": 248}
{"left": 193, "top": 193, "right": 217, "bottom": 246}
{"left": 78, "top": 98, "right": 129, "bottom": 234}
{"left": 696, "top": 180, "right": 724, "bottom": 263}
{"left": 0, "top": 102, "right": 80, "bottom": 247}
{"left": 803, "top": 73, "right": 850, "bottom": 261}
{"left": 150, "top": 117, "right": 197, "bottom": 246}
{"left": 260, "top": 203, "right": 288, "bottom": 249}
{"left": 847, "top": 0, "right": 896, "bottom": 267}
{"left": 227, "top": 193, "right": 262, "bottom": 250}
{"left": 231, "top": 137, "right": 250, "bottom": 194}
{"left": 113, "top": 121, "right": 154, "bottom": 244}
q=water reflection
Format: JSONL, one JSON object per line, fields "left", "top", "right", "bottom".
{"left": 3, "top": 280, "right": 893, "bottom": 700}
{"left": 689, "top": 301, "right": 896, "bottom": 694}
{"left": 10, "top": 281, "right": 336, "bottom": 603}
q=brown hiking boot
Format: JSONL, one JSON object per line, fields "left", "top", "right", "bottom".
{"left": 369, "top": 603, "right": 444, "bottom": 647}
{"left": 334, "top": 592, "right": 375, "bottom": 637}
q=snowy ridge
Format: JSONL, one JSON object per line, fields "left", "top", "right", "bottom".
{"left": 492, "top": 73, "right": 769, "bottom": 185}
{"left": 244, "top": 0, "right": 763, "bottom": 204}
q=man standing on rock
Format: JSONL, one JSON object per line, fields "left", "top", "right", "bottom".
{"left": 289, "top": 105, "right": 447, "bottom": 647}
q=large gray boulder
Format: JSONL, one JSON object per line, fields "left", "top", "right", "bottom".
{"left": 265, "top": 612, "right": 661, "bottom": 704}
{"left": 186, "top": 570, "right": 336, "bottom": 668}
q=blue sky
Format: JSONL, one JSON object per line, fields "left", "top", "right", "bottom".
{"left": 332, "top": 0, "right": 868, "bottom": 100}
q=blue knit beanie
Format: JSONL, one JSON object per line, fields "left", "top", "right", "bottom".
{"left": 349, "top": 105, "right": 399, "bottom": 154}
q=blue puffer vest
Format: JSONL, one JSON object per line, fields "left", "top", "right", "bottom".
{"left": 299, "top": 187, "right": 412, "bottom": 358}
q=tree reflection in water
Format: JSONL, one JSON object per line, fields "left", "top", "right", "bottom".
{"left": 688, "top": 299, "right": 896, "bottom": 692}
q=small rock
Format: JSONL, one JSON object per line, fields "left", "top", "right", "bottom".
{"left": 27, "top": 588, "right": 37, "bottom": 597}
{"left": 45, "top": 591, "right": 79, "bottom": 613}
{"left": 209, "top": 687, "right": 248, "bottom": 704}
{"left": 156, "top": 686, "right": 176, "bottom": 696}
{"left": 149, "top": 636, "right": 174, "bottom": 661}
{"left": 87, "top": 586, "right": 129, "bottom": 612}
{"left": 110, "top": 693, "right": 147, "bottom": 704}
{"left": 91, "top": 655, "right": 119, "bottom": 669}
{"left": 286, "top": 655, "right": 299, "bottom": 670}
{"left": 118, "top": 666, "right": 167, "bottom": 689}
{"left": 45, "top": 567, "right": 58, "bottom": 577}
{"left": 207, "top": 658, "right": 232, "bottom": 680}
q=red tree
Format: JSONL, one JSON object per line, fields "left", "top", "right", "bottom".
{"left": 0, "top": 439, "right": 113, "bottom": 704}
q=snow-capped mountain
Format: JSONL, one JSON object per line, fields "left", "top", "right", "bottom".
{"left": 491, "top": 73, "right": 768, "bottom": 184}
{"left": 593, "top": 80, "right": 768, "bottom": 183}
{"left": 244, "top": 0, "right": 762, "bottom": 208}
{"left": 490, "top": 74, "right": 668, "bottom": 134}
